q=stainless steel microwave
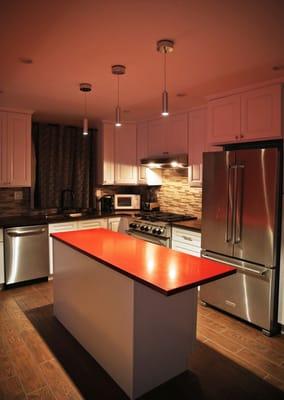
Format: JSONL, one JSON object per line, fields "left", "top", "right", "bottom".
{"left": 114, "top": 194, "right": 141, "bottom": 210}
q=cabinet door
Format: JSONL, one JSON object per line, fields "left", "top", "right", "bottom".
{"left": 278, "top": 197, "right": 284, "bottom": 325}
{"left": 241, "top": 85, "right": 281, "bottom": 141}
{"left": 102, "top": 123, "right": 115, "bottom": 185}
{"left": 188, "top": 108, "right": 207, "bottom": 165}
{"left": 0, "top": 112, "right": 9, "bottom": 186}
{"left": 7, "top": 112, "right": 31, "bottom": 186}
{"left": 166, "top": 113, "right": 188, "bottom": 155}
{"left": 48, "top": 221, "right": 78, "bottom": 275}
{"left": 77, "top": 218, "right": 108, "bottom": 230}
{"left": 137, "top": 122, "right": 148, "bottom": 183}
{"left": 114, "top": 124, "right": 137, "bottom": 184}
{"left": 148, "top": 119, "right": 167, "bottom": 156}
{"left": 108, "top": 217, "right": 121, "bottom": 232}
{"left": 188, "top": 164, "right": 202, "bottom": 187}
{"left": 208, "top": 94, "right": 241, "bottom": 144}
{"left": 0, "top": 230, "right": 4, "bottom": 285}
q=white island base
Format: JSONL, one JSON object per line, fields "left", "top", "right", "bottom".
{"left": 53, "top": 239, "right": 198, "bottom": 399}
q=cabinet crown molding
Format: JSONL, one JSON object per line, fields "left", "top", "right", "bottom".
{"left": 206, "top": 78, "right": 284, "bottom": 101}
{"left": 0, "top": 107, "right": 34, "bottom": 114}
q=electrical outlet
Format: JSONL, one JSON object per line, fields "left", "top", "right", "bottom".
{"left": 14, "top": 191, "right": 23, "bottom": 201}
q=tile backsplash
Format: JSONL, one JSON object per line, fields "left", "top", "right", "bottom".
{"left": 0, "top": 188, "right": 31, "bottom": 216}
{"left": 157, "top": 169, "right": 202, "bottom": 217}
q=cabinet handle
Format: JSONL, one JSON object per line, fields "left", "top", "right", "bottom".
{"left": 240, "top": 134, "right": 244, "bottom": 138}
{"left": 182, "top": 236, "right": 192, "bottom": 241}
{"left": 162, "top": 152, "right": 169, "bottom": 155}
{"left": 235, "top": 135, "right": 239, "bottom": 140}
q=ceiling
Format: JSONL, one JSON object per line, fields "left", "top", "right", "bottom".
{"left": 0, "top": 0, "right": 283, "bottom": 126}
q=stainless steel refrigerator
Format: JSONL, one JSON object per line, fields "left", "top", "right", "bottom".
{"left": 200, "top": 147, "right": 281, "bottom": 335}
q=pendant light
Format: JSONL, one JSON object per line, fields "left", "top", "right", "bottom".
{"left": 156, "top": 39, "right": 174, "bottom": 117}
{"left": 112, "top": 65, "right": 126, "bottom": 127}
{"left": 79, "top": 83, "right": 92, "bottom": 135}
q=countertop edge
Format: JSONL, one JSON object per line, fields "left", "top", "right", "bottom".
{"left": 0, "top": 212, "right": 135, "bottom": 229}
{"left": 51, "top": 234, "right": 235, "bottom": 296}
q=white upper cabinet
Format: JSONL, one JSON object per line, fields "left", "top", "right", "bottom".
{"left": 136, "top": 122, "right": 148, "bottom": 184}
{"left": 114, "top": 123, "right": 137, "bottom": 185}
{"left": 148, "top": 118, "right": 167, "bottom": 156}
{"left": 0, "top": 110, "right": 32, "bottom": 187}
{"left": 208, "top": 84, "right": 282, "bottom": 145}
{"left": 166, "top": 113, "right": 188, "bottom": 155}
{"left": 97, "top": 122, "right": 115, "bottom": 185}
{"left": 208, "top": 94, "right": 241, "bottom": 144}
{"left": 188, "top": 107, "right": 207, "bottom": 165}
{"left": 241, "top": 85, "right": 281, "bottom": 140}
{"left": 148, "top": 113, "right": 188, "bottom": 156}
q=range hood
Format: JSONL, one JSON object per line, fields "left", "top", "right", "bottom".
{"left": 140, "top": 153, "right": 188, "bottom": 168}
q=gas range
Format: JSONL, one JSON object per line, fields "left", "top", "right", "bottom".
{"left": 128, "top": 212, "right": 197, "bottom": 245}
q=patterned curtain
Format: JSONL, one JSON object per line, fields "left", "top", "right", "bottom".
{"left": 32, "top": 123, "right": 96, "bottom": 210}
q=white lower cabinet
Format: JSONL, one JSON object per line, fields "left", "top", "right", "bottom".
{"left": 0, "top": 229, "right": 4, "bottom": 285}
{"left": 171, "top": 227, "right": 201, "bottom": 257}
{"left": 48, "top": 218, "right": 110, "bottom": 275}
{"left": 48, "top": 222, "right": 78, "bottom": 275}
{"left": 77, "top": 219, "right": 108, "bottom": 230}
{"left": 108, "top": 217, "right": 121, "bottom": 232}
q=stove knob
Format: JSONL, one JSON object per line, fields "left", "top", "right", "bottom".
{"left": 140, "top": 225, "right": 145, "bottom": 231}
{"left": 152, "top": 228, "right": 157, "bottom": 234}
{"left": 130, "top": 223, "right": 137, "bottom": 228}
{"left": 156, "top": 229, "right": 162, "bottom": 235}
{"left": 144, "top": 226, "right": 150, "bottom": 232}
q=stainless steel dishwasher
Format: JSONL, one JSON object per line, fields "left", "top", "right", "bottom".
{"left": 5, "top": 225, "right": 49, "bottom": 285}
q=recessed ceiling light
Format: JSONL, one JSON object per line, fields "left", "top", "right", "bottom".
{"left": 176, "top": 93, "right": 187, "bottom": 97}
{"left": 19, "top": 57, "right": 33, "bottom": 64}
{"left": 272, "top": 64, "right": 284, "bottom": 71}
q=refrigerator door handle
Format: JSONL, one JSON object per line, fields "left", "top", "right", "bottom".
{"left": 201, "top": 252, "right": 268, "bottom": 277}
{"left": 234, "top": 165, "right": 244, "bottom": 244}
{"left": 225, "top": 166, "right": 234, "bottom": 243}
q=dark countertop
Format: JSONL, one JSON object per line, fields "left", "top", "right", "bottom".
{"left": 51, "top": 228, "right": 235, "bottom": 296}
{"left": 171, "top": 219, "right": 202, "bottom": 232}
{"left": 0, "top": 211, "right": 135, "bottom": 228}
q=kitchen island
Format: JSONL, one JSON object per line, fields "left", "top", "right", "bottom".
{"left": 51, "top": 228, "right": 235, "bottom": 399}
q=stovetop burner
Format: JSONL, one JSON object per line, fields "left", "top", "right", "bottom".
{"left": 135, "top": 211, "right": 197, "bottom": 223}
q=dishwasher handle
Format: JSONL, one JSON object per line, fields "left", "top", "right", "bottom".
{"left": 7, "top": 228, "right": 46, "bottom": 237}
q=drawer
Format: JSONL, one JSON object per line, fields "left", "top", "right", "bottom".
{"left": 172, "top": 240, "right": 201, "bottom": 257}
{"left": 77, "top": 218, "right": 107, "bottom": 230}
{"left": 0, "top": 229, "right": 3, "bottom": 242}
{"left": 49, "top": 222, "right": 78, "bottom": 233}
{"left": 172, "top": 227, "right": 201, "bottom": 246}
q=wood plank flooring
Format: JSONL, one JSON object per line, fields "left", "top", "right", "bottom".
{"left": 0, "top": 280, "right": 283, "bottom": 399}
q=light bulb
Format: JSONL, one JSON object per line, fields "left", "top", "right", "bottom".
{"left": 83, "top": 117, "right": 88, "bottom": 135}
{"left": 115, "top": 106, "right": 122, "bottom": 127}
{"left": 161, "top": 90, "right": 169, "bottom": 117}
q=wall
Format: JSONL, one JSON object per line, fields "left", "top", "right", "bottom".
{"left": 0, "top": 188, "right": 30, "bottom": 216}
{"left": 157, "top": 169, "right": 202, "bottom": 218}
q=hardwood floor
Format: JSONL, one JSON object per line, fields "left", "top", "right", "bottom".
{"left": 0, "top": 280, "right": 283, "bottom": 399}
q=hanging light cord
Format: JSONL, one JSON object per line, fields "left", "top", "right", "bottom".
{"left": 163, "top": 50, "right": 167, "bottom": 91}
{"left": 117, "top": 74, "right": 120, "bottom": 107}
{"left": 84, "top": 91, "right": 87, "bottom": 118}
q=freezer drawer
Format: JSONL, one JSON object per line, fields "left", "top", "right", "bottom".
{"left": 5, "top": 225, "right": 49, "bottom": 284}
{"left": 200, "top": 258, "right": 276, "bottom": 332}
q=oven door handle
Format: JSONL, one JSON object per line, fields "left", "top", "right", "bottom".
{"left": 126, "top": 230, "right": 169, "bottom": 246}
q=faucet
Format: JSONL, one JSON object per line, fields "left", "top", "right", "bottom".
{"left": 61, "top": 189, "right": 75, "bottom": 211}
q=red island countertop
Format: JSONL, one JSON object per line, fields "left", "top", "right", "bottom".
{"left": 51, "top": 228, "right": 236, "bottom": 296}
